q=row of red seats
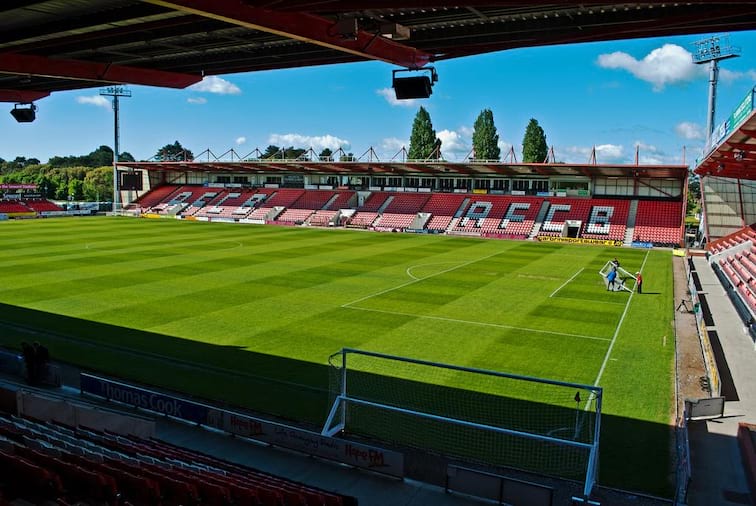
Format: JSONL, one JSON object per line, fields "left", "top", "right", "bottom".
{"left": 709, "top": 226, "right": 756, "bottom": 255}
{"left": 720, "top": 256, "right": 756, "bottom": 313}
{"left": 0, "top": 415, "right": 353, "bottom": 506}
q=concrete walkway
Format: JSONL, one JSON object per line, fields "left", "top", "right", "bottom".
{"left": 687, "top": 257, "right": 755, "bottom": 506}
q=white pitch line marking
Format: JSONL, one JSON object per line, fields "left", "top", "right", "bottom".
{"left": 549, "top": 267, "right": 585, "bottom": 298}
{"left": 343, "top": 250, "right": 504, "bottom": 308}
{"left": 405, "top": 261, "right": 466, "bottom": 281}
{"left": 342, "top": 305, "right": 611, "bottom": 342}
{"left": 585, "top": 250, "right": 650, "bottom": 410}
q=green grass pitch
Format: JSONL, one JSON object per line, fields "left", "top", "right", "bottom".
{"left": 0, "top": 217, "right": 675, "bottom": 496}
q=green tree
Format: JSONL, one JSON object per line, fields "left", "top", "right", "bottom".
{"left": 408, "top": 107, "right": 441, "bottom": 160}
{"left": 89, "top": 145, "right": 114, "bottom": 166}
{"left": 283, "top": 147, "right": 306, "bottom": 159}
{"left": 472, "top": 109, "right": 501, "bottom": 161}
{"left": 36, "top": 174, "right": 57, "bottom": 199}
{"left": 68, "top": 179, "right": 84, "bottom": 201}
{"left": 319, "top": 148, "right": 333, "bottom": 161}
{"left": 262, "top": 145, "right": 281, "bottom": 158}
{"left": 339, "top": 152, "right": 356, "bottom": 162}
{"left": 155, "top": 141, "right": 193, "bottom": 161}
{"left": 522, "top": 118, "right": 548, "bottom": 163}
{"left": 119, "top": 151, "right": 136, "bottom": 162}
{"left": 84, "top": 167, "right": 113, "bottom": 201}
{"left": 687, "top": 173, "right": 701, "bottom": 216}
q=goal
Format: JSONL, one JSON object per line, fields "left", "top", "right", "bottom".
{"left": 599, "top": 260, "right": 637, "bottom": 292}
{"left": 322, "top": 348, "right": 602, "bottom": 498}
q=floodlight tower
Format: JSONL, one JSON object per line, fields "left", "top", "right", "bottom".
{"left": 99, "top": 85, "right": 131, "bottom": 213}
{"left": 692, "top": 35, "right": 740, "bottom": 143}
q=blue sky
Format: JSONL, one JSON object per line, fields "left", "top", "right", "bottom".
{"left": 2, "top": 30, "right": 755, "bottom": 167}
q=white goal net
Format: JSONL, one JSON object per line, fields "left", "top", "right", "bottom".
{"left": 599, "top": 260, "right": 636, "bottom": 292}
{"left": 322, "top": 348, "right": 602, "bottom": 498}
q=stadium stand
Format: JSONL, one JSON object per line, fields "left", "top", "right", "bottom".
{"left": 276, "top": 208, "right": 315, "bottom": 224}
{"left": 374, "top": 212, "right": 416, "bottom": 231}
{"left": 289, "top": 190, "right": 338, "bottom": 210}
{"left": 708, "top": 226, "right": 756, "bottom": 255}
{"left": 324, "top": 191, "right": 356, "bottom": 210}
{"left": 449, "top": 196, "right": 543, "bottom": 238}
{"left": 346, "top": 212, "right": 379, "bottom": 229}
{"left": 535, "top": 198, "right": 629, "bottom": 241}
{"left": 633, "top": 200, "right": 684, "bottom": 246}
{"left": 131, "top": 184, "right": 179, "bottom": 211}
{"left": 581, "top": 199, "right": 630, "bottom": 241}
{"left": 421, "top": 193, "right": 467, "bottom": 232}
{"left": 0, "top": 200, "right": 32, "bottom": 213}
{"left": 381, "top": 193, "right": 431, "bottom": 215}
{"left": 537, "top": 198, "right": 595, "bottom": 237}
{"left": 308, "top": 210, "right": 339, "bottom": 227}
{"left": 263, "top": 189, "right": 305, "bottom": 208}
{"left": 123, "top": 185, "right": 687, "bottom": 246}
{"left": 358, "top": 192, "right": 391, "bottom": 213}
{"left": 0, "top": 413, "right": 354, "bottom": 506}
{"left": 23, "top": 199, "right": 64, "bottom": 212}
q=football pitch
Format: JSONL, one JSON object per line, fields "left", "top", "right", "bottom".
{"left": 0, "top": 217, "right": 675, "bottom": 496}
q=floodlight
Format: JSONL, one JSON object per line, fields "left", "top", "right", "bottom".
{"left": 10, "top": 102, "right": 37, "bottom": 123}
{"left": 392, "top": 67, "right": 438, "bottom": 100}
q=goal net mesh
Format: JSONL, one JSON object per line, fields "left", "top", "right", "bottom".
{"left": 324, "top": 348, "right": 601, "bottom": 492}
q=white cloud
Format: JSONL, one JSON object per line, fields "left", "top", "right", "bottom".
{"left": 189, "top": 76, "right": 241, "bottom": 95}
{"left": 498, "top": 140, "right": 514, "bottom": 159}
{"left": 235, "top": 136, "right": 247, "bottom": 146}
{"left": 595, "top": 143, "right": 625, "bottom": 161}
{"left": 381, "top": 137, "right": 407, "bottom": 154}
{"left": 376, "top": 87, "right": 419, "bottom": 107}
{"left": 675, "top": 122, "right": 705, "bottom": 140}
{"left": 437, "top": 129, "right": 470, "bottom": 161}
{"left": 597, "top": 44, "right": 701, "bottom": 91}
{"left": 720, "top": 68, "right": 756, "bottom": 83}
{"left": 268, "top": 133, "right": 350, "bottom": 152}
{"left": 76, "top": 95, "right": 110, "bottom": 109}
{"left": 634, "top": 141, "right": 661, "bottom": 154}
{"left": 560, "top": 144, "right": 625, "bottom": 164}
{"left": 187, "top": 97, "right": 207, "bottom": 104}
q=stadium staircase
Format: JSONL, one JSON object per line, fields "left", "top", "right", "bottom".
{"left": 624, "top": 199, "right": 639, "bottom": 244}
{"left": 528, "top": 200, "right": 552, "bottom": 239}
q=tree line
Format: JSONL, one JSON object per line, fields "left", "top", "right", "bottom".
{"left": 408, "top": 106, "right": 548, "bottom": 162}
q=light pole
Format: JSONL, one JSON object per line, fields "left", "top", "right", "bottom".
{"left": 692, "top": 35, "right": 740, "bottom": 145}
{"left": 99, "top": 86, "right": 131, "bottom": 213}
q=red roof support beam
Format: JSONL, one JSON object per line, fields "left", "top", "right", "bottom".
{"left": 143, "top": 0, "right": 433, "bottom": 69}
{"left": 0, "top": 89, "right": 49, "bottom": 103}
{"left": 0, "top": 52, "right": 201, "bottom": 89}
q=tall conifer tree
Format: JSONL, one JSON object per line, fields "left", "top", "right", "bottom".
{"left": 408, "top": 107, "right": 441, "bottom": 159}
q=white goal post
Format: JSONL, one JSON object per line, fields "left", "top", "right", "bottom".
{"left": 599, "top": 260, "right": 636, "bottom": 293}
{"left": 322, "top": 348, "right": 602, "bottom": 499}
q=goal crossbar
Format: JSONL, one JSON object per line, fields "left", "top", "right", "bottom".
{"left": 325, "top": 394, "right": 593, "bottom": 450}
{"left": 599, "top": 261, "right": 636, "bottom": 293}
{"left": 322, "top": 348, "right": 602, "bottom": 498}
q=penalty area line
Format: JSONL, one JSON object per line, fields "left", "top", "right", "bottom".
{"left": 549, "top": 267, "right": 585, "bottom": 298}
{"left": 342, "top": 305, "right": 610, "bottom": 342}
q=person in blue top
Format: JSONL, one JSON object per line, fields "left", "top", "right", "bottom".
{"left": 607, "top": 269, "right": 617, "bottom": 291}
